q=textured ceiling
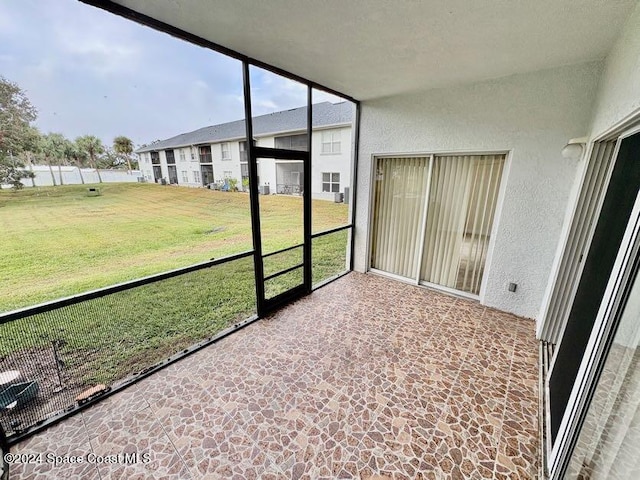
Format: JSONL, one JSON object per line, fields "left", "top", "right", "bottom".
{"left": 111, "top": 0, "right": 637, "bottom": 100}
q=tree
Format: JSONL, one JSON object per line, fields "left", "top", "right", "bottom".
{"left": 113, "top": 136, "right": 133, "bottom": 172}
{"left": 76, "top": 135, "right": 104, "bottom": 183}
{"left": 0, "top": 76, "right": 38, "bottom": 189}
{"left": 99, "top": 146, "right": 120, "bottom": 169}
{"left": 65, "top": 140, "right": 88, "bottom": 184}
{"left": 39, "top": 133, "right": 69, "bottom": 186}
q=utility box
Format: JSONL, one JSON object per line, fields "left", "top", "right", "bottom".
{"left": 344, "top": 187, "right": 350, "bottom": 205}
{"left": 86, "top": 187, "right": 101, "bottom": 197}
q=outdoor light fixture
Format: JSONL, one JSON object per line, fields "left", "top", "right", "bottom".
{"left": 561, "top": 136, "right": 588, "bottom": 160}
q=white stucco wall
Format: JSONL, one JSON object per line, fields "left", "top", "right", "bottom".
{"left": 2, "top": 166, "right": 142, "bottom": 188}
{"left": 212, "top": 141, "right": 242, "bottom": 183}
{"left": 311, "top": 126, "right": 353, "bottom": 201}
{"left": 354, "top": 61, "right": 603, "bottom": 319}
{"left": 589, "top": 1, "right": 640, "bottom": 138}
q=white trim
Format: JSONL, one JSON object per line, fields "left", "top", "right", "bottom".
{"left": 419, "top": 280, "right": 480, "bottom": 301}
{"left": 373, "top": 148, "right": 509, "bottom": 159}
{"left": 593, "top": 106, "right": 640, "bottom": 142}
{"left": 365, "top": 154, "right": 379, "bottom": 272}
{"left": 369, "top": 268, "right": 481, "bottom": 301}
{"left": 548, "top": 190, "right": 640, "bottom": 479}
{"left": 369, "top": 268, "right": 417, "bottom": 285}
{"left": 478, "top": 149, "right": 512, "bottom": 302}
{"left": 415, "top": 154, "right": 434, "bottom": 283}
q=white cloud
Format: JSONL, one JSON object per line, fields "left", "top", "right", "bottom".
{"left": 0, "top": 0, "right": 350, "bottom": 148}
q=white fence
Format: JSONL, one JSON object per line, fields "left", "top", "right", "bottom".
{"left": 5, "top": 166, "right": 142, "bottom": 188}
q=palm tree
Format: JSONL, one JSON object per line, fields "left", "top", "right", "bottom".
{"left": 113, "top": 136, "right": 133, "bottom": 172}
{"left": 76, "top": 135, "right": 104, "bottom": 183}
{"left": 64, "top": 140, "right": 87, "bottom": 184}
{"left": 39, "top": 133, "right": 68, "bottom": 186}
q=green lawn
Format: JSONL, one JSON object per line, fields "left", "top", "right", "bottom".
{"left": 0, "top": 183, "right": 349, "bottom": 417}
{"left": 0, "top": 183, "right": 349, "bottom": 312}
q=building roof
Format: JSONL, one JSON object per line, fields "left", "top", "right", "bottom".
{"left": 136, "top": 101, "right": 354, "bottom": 154}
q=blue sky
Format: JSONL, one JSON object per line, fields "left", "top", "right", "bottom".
{"left": 0, "top": 0, "right": 339, "bottom": 148}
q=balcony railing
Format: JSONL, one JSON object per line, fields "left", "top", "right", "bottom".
{"left": 0, "top": 252, "right": 256, "bottom": 444}
{"left": 276, "top": 183, "right": 302, "bottom": 195}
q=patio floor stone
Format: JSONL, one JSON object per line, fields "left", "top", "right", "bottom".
{"left": 9, "top": 272, "right": 539, "bottom": 479}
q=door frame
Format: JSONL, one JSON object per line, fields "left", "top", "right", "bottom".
{"left": 366, "top": 149, "right": 510, "bottom": 301}
{"left": 546, "top": 110, "right": 640, "bottom": 477}
{"left": 548, "top": 189, "right": 640, "bottom": 479}
{"left": 254, "top": 147, "right": 310, "bottom": 313}
{"left": 243, "top": 63, "right": 312, "bottom": 317}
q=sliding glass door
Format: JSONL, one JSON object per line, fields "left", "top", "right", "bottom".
{"left": 370, "top": 157, "right": 430, "bottom": 279}
{"left": 370, "top": 153, "right": 505, "bottom": 296}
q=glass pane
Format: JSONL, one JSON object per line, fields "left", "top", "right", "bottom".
{"left": 0, "top": 256, "right": 256, "bottom": 437}
{"left": 566, "top": 267, "right": 640, "bottom": 479}
{"left": 331, "top": 183, "right": 340, "bottom": 193}
{"left": 312, "top": 89, "right": 355, "bottom": 233}
{"left": 420, "top": 155, "right": 505, "bottom": 295}
{"left": 0, "top": 1, "right": 251, "bottom": 313}
{"left": 371, "top": 157, "right": 429, "bottom": 279}
{"left": 264, "top": 267, "right": 303, "bottom": 300}
{"left": 313, "top": 229, "right": 349, "bottom": 286}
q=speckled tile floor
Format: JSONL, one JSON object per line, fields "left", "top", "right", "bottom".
{"left": 9, "top": 272, "right": 539, "bottom": 479}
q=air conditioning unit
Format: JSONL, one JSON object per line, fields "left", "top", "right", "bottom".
{"left": 259, "top": 185, "right": 270, "bottom": 195}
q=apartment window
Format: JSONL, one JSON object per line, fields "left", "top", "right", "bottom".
{"left": 150, "top": 151, "right": 160, "bottom": 165}
{"left": 275, "top": 134, "right": 308, "bottom": 151}
{"left": 239, "top": 141, "right": 247, "bottom": 163}
{"left": 193, "top": 170, "right": 201, "bottom": 183}
{"left": 181, "top": 170, "right": 188, "bottom": 182}
{"left": 199, "top": 145, "right": 212, "bottom": 163}
{"left": 165, "top": 149, "right": 175, "bottom": 164}
{"left": 241, "top": 163, "right": 249, "bottom": 179}
{"left": 221, "top": 143, "right": 231, "bottom": 161}
{"left": 240, "top": 139, "right": 256, "bottom": 162}
{"left": 223, "top": 171, "right": 233, "bottom": 179}
{"left": 179, "top": 149, "right": 186, "bottom": 162}
{"left": 322, "top": 172, "right": 340, "bottom": 193}
{"left": 321, "top": 129, "right": 341, "bottom": 154}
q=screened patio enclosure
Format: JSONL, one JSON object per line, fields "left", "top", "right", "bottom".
{"left": 276, "top": 161, "right": 304, "bottom": 195}
{"left": 370, "top": 153, "right": 506, "bottom": 296}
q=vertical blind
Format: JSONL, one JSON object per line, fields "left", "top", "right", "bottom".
{"left": 540, "top": 140, "right": 617, "bottom": 343}
{"left": 371, "top": 153, "right": 505, "bottom": 296}
{"left": 421, "top": 155, "right": 504, "bottom": 294}
{"left": 370, "top": 157, "right": 429, "bottom": 278}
